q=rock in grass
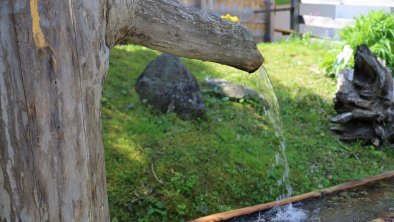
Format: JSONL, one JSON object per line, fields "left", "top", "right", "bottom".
{"left": 135, "top": 53, "right": 205, "bottom": 120}
{"left": 206, "top": 78, "right": 259, "bottom": 100}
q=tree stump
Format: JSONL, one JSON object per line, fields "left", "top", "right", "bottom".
{"left": 331, "top": 45, "right": 394, "bottom": 147}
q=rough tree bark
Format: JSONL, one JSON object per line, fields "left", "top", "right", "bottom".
{"left": 331, "top": 45, "right": 394, "bottom": 147}
{"left": 0, "top": 0, "right": 263, "bottom": 221}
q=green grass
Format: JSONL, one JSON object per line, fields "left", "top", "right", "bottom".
{"left": 276, "top": 0, "right": 290, "bottom": 5}
{"left": 102, "top": 39, "right": 394, "bottom": 221}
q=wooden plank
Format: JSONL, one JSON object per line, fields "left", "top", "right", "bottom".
{"left": 300, "top": 15, "right": 355, "bottom": 28}
{"left": 188, "top": 170, "right": 394, "bottom": 222}
{"left": 274, "top": 28, "right": 319, "bottom": 38}
{"left": 188, "top": 191, "right": 322, "bottom": 222}
{"left": 301, "top": 0, "right": 394, "bottom": 7}
{"left": 196, "top": 0, "right": 276, "bottom": 41}
{"left": 195, "top": 0, "right": 268, "bottom": 41}
{"left": 274, "top": 28, "right": 293, "bottom": 35}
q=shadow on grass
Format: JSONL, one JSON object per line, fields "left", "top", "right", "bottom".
{"left": 103, "top": 45, "right": 394, "bottom": 221}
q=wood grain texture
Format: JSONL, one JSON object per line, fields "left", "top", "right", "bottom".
{"left": 0, "top": 0, "right": 263, "bottom": 221}
{"left": 0, "top": 0, "right": 109, "bottom": 220}
{"left": 106, "top": 0, "right": 264, "bottom": 73}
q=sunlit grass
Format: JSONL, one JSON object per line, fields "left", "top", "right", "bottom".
{"left": 103, "top": 39, "right": 394, "bottom": 221}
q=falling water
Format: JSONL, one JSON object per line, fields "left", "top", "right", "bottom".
{"left": 248, "top": 66, "right": 307, "bottom": 222}
{"left": 230, "top": 67, "right": 394, "bottom": 222}
{"left": 254, "top": 66, "right": 292, "bottom": 199}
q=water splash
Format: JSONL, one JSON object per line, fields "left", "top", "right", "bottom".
{"left": 248, "top": 66, "right": 307, "bottom": 221}
{"left": 255, "top": 204, "right": 308, "bottom": 222}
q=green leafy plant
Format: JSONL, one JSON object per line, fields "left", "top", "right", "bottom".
{"left": 341, "top": 10, "right": 394, "bottom": 72}
{"left": 320, "top": 10, "right": 394, "bottom": 77}
{"left": 320, "top": 45, "right": 354, "bottom": 77}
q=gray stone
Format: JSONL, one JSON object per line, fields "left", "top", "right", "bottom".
{"left": 206, "top": 78, "right": 259, "bottom": 100}
{"left": 135, "top": 53, "right": 205, "bottom": 120}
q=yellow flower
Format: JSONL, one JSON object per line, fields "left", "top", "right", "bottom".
{"left": 220, "top": 14, "right": 240, "bottom": 23}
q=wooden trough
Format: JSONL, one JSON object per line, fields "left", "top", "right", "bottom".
{"left": 189, "top": 170, "right": 394, "bottom": 222}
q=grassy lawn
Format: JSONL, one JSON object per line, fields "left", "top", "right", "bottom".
{"left": 102, "top": 39, "right": 394, "bottom": 221}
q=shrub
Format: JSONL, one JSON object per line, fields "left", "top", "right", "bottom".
{"left": 320, "top": 44, "right": 353, "bottom": 77}
{"left": 320, "top": 10, "right": 394, "bottom": 77}
{"left": 341, "top": 10, "right": 394, "bottom": 72}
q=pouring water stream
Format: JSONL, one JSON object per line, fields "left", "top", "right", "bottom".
{"left": 229, "top": 65, "right": 394, "bottom": 221}
{"left": 249, "top": 66, "right": 307, "bottom": 221}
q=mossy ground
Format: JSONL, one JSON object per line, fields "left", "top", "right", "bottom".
{"left": 102, "top": 39, "right": 394, "bottom": 221}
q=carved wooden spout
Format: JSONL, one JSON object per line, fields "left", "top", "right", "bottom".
{"left": 106, "top": 0, "right": 264, "bottom": 73}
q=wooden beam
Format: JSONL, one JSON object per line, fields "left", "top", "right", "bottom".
{"left": 300, "top": 15, "right": 355, "bottom": 28}
{"left": 264, "top": 0, "right": 272, "bottom": 42}
{"left": 274, "top": 28, "right": 293, "bottom": 35}
{"left": 290, "top": 0, "right": 300, "bottom": 32}
{"left": 188, "top": 170, "right": 394, "bottom": 222}
{"left": 301, "top": 0, "right": 394, "bottom": 7}
{"left": 274, "top": 28, "right": 319, "bottom": 38}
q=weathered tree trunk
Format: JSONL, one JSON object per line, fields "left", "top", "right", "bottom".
{"left": 331, "top": 45, "right": 394, "bottom": 147}
{"left": 0, "top": 0, "right": 262, "bottom": 221}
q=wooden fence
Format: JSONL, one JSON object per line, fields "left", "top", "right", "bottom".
{"left": 181, "top": 0, "right": 393, "bottom": 41}
{"left": 180, "top": 0, "right": 273, "bottom": 42}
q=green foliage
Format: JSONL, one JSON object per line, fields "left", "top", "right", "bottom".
{"left": 341, "top": 10, "right": 394, "bottom": 72}
{"left": 320, "top": 44, "right": 354, "bottom": 77}
{"left": 276, "top": 0, "right": 290, "bottom": 5}
{"left": 103, "top": 41, "right": 394, "bottom": 221}
{"left": 320, "top": 10, "right": 394, "bottom": 77}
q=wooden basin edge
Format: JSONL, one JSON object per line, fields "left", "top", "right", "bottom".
{"left": 189, "top": 170, "right": 394, "bottom": 222}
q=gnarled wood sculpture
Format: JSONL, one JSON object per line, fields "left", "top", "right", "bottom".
{"left": 331, "top": 45, "right": 394, "bottom": 147}
{"left": 0, "top": 0, "right": 263, "bottom": 221}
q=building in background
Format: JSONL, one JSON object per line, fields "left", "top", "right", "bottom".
{"left": 275, "top": 1, "right": 393, "bottom": 41}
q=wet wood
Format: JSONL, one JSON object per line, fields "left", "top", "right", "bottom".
{"left": 331, "top": 45, "right": 394, "bottom": 147}
{"left": 189, "top": 170, "right": 394, "bottom": 222}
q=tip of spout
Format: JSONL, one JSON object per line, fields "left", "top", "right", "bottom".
{"left": 234, "top": 50, "right": 264, "bottom": 73}
{"left": 246, "top": 51, "right": 264, "bottom": 73}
